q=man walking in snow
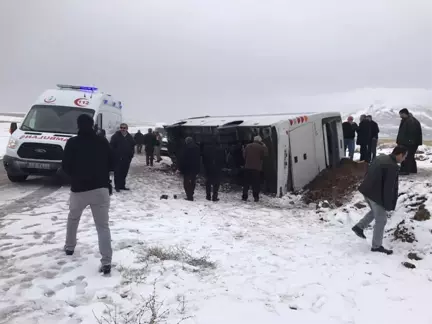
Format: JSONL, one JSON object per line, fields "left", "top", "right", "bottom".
{"left": 352, "top": 145, "right": 408, "bottom": 255}
{"left": 242, "top": 135, "right": 268, "bottom": 202}
{"left": 179, "top": 137, "right": 201, "bottom": 201}
{"left": 342, "top": 116, "right": 358, "bottom": 160}
{"left": 202, "top": 136, "right": 226, "bottom": 201}
{"left": 396, "top": 108, "right": 422, "bottom": 175}
{"left": 367, "top": 115, "right": 380, "bottom": 162}
{"left": 110, "top": 123, "right": 135, "bottom": 192}
{"left": 62, "top": 114, "right": 114, "bottom": 274}
{"left": 143, "top": 128, "right": 157, "bottom": 166}
{"left": 356, "top": 115, "right": 372, "bottom": 162}
{"left": 134, "top": 130, "right": 145, "bottom": 154}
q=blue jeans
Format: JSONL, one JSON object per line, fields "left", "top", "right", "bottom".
{"left": 344, "top": 138, "right": 355, "bottom": 160}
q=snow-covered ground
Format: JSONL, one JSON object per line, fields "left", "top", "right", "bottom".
{"left": 1, "top": 151, "right": 432, "bottom": 324}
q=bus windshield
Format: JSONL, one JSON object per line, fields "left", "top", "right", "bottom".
{"left": 20, "top": 105, "right": 95, "bottom": 134}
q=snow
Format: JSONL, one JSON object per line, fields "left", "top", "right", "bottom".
{"left": 1, "top": 151, "right": 432, "bottom": 324}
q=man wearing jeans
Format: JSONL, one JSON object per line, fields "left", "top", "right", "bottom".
{"left": 62, "top": 114, "right": 115, "bottom": 274}
{"left": 342, "top": 116, "right": 358, "bottom": 160}
{"left": 352, "top": 145, "right": 407, "bottom": 255}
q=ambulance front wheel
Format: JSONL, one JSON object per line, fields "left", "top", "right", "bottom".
{"left": 8, "top": 174, "right": 28, "bottom": 183}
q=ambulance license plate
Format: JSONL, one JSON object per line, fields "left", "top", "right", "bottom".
{"left": 25, "top": 162, "right": 52, "bottom": 169}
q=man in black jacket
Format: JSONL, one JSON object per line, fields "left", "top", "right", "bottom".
{"left": 110, "top": 123, "right": 135, "bottom": 192}
{"left": 367, "top": 115, "right": 380, "bottom": 162}
{"left": 396, "top": 108, "right": 422, "bottom": 175}
{"left": 143, "top": 128, "right": 157, "bottom": 166}
{"left": 342, "top": 116, "right": 358, "bottom": 160}
{"left": 352, "top": 145, "right": 408, "bottom": 255}
{"left": 134, "top": 130, "right": 145, "bottom": 154}
{"left": 179, "top": 137, "right": 201, "bottom": 201}
{"left": 202, "top": 137, "right": 226, "bottom": 201}
{"left": 62, "top": 114, "right": 114, "bottom": 275}
{"left": 356, "top": 115, "right": 372, "bottom": 162}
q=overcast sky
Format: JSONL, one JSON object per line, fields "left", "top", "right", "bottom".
{"left": 0, "top": 0, "right": 431, "bottom": 122}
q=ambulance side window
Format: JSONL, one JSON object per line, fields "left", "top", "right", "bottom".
{"left": 96, "top": 113, "right": 103, "bottom": 129}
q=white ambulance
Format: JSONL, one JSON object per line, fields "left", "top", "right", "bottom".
{"left": 3, "top": 84, "right": 123, "bottom": 182}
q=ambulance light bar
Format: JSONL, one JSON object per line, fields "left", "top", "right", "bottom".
{"left": 57, "top": 84, "right": 98, "bottom": 92}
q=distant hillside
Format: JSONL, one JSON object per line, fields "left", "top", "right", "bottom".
{"left": 344, "top": 103, "right": 432, "bottom": 139}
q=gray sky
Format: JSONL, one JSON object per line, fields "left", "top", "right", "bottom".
{"left": 0, "top": 0, "right": 431, "bottom": 122}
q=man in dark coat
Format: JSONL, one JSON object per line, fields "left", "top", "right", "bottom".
{"left": 242, "top": 136, "right": 268, "bottom": 202}
{"left": 202, "top": 137, "right": 226, "bottom": 201}
{"left": 179, "top": 137, "right": 201, "bottom": 201}
{"left": 62, "top": 114, "right": 114, "bottom": 274}
{"left": 342, "top": 116, "right": 358, "bottom": 160}
{"left": 110, "top": 123, "right": 135, "bottom": 192}
{"left": 134, "top": 130, "right": 145, "bottom": 154}
{"left": 143, "top": 128, "right": 157, "bottom": 166}
{"left": 356, "top": 115, "right": 372, "bottom": 162}
{"left": 396, "top": 108, "right": 422, "bottom": 175}
{"left": 367, "top": 115, "right": 380, "bottom": 162}
{"left": 352, "top": 145, "right": 408, "bottom": 255}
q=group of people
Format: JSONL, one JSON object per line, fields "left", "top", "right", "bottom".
{"left": 342, "top": 114, "right": 379, "bottom": 162}
{"left": 177, "top": 135, "right": 268, "bottom": 202}
{"left": 343, "top": 108, "right": 422, "bottom": 175}
{"left": 133, "top": 129, "right": 163, "bottom": 165}
{"left": 350, "top": 108, "right": 423, "bottom": 255}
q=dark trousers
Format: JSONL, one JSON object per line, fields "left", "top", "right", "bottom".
{"left": 205, "top": 173, "right": 221, "bottom": 200}
{"left": 400, "top": 145, "right": 418, "bottom": 174}
{"left": 145, "top": 148, "right": 154, "bottom": 166}
{"left": 369, "top": 138, "right": 378, "bottom": 161}
{"left": 242, "top": 169, "right": 261, "bottom": 201}
{"left": 136, "top": 144, "right": 143, "bottom": 154}
{"left": 114, "top": 158, "right": 131, "bottom": 189}
{"left": 183, "top": 174, "right": 197, "bottom": 200}
{"left": 360, "top": 144, "right": 370, "bottom": 162}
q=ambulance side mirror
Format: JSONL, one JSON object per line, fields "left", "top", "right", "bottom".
{"left": 10, "top": 122, "right": 17, "bottom": 134}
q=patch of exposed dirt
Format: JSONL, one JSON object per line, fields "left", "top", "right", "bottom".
{"left": 303, "top": 159, "right": 368, "bottom": 207}
{"left": 393, "top": 220, "right": 417, "bottom": 243}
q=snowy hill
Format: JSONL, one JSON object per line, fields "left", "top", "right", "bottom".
{"left": 343, "top": 104, "right": 432, "bottom": 140}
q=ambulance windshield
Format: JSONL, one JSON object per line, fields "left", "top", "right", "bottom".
{"left": 21, "top": 105, "right": 95, "bottom": 134}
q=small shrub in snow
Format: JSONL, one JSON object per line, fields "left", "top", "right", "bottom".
{"left": 145, "top": 246, "right": 216, "bottom": 270}
{"left": 413, "top": 205, "right": 431, "bottom": 221}
{"left": 393, "top": 220, "right": 416, "bottom": 243}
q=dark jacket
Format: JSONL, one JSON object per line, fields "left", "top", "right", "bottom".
{"left": 396, "top": 114, "right": 422, "bottom": 146}
{"left": 244, "top": 142, "right": 268, "bottom": 171}
{"left": 179, "top": 142, "right": 201, "bottom": 175}
{"left": 110, "top": 131, "right": 135, "bottom": 161}
{"left": 358, "top": 154, "right": 399, "bottom": 211}
{"left": 143, "top": 133, "right": 158, "bottom": 151}
{"left": 342, "top": 122, "right": 358, "bottom": 139}
{"left": 134, "top": 132, "right": 145, "bottom": 145}
{"left": 62, "top": 129, "right": 114, "bottom": 193}
{"left": 356, "top": 120, "right": 371, "bottom": 145}
{"left": 370, "top": 121, "right": 379, "bottom": 140}
{"left": 202, "top": 144, "right": 225, "bottom": 175}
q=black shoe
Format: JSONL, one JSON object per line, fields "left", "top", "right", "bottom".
{"left": 371, "top": 246, "right": 393, "bottom": 255}
{"left": 99, "top": 264, "right": 111, "bottom": 275}
{"left": 185, "top": 197, "right": 194, "bottom": 201}
{"left": 115, "top": 188, "right": 121, "bottom": 193}
{"left": 212, "top": 197, "right": 219, "bottom": 202}
{"left": 65, "top": 249, "right": 74, "bottom": 256}
{"left": 254, "top": 197, "right": 259, "bottom": 202}
{"left": 120, "top": 187, "right": 130, "bottom": 191}
{"left": 352, "top": 226, "right": 366, "bottom": 239}
{"left": 242, "top": 197, "right": 248, "bottom": 201}
{"left": 206, "top": 195, "right": 211, "bottom": 201}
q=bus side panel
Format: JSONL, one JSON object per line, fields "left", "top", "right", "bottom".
{"left": 314, "top": 119, "right": 327, "bottom": 171}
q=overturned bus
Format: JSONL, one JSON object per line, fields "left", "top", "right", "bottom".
{"left": 165, "top": 112, "right": 344, "bottom": 197}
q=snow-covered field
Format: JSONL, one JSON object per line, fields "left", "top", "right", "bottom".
{"left": 0, "top": 151, "right": 432, "bottom": 324}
